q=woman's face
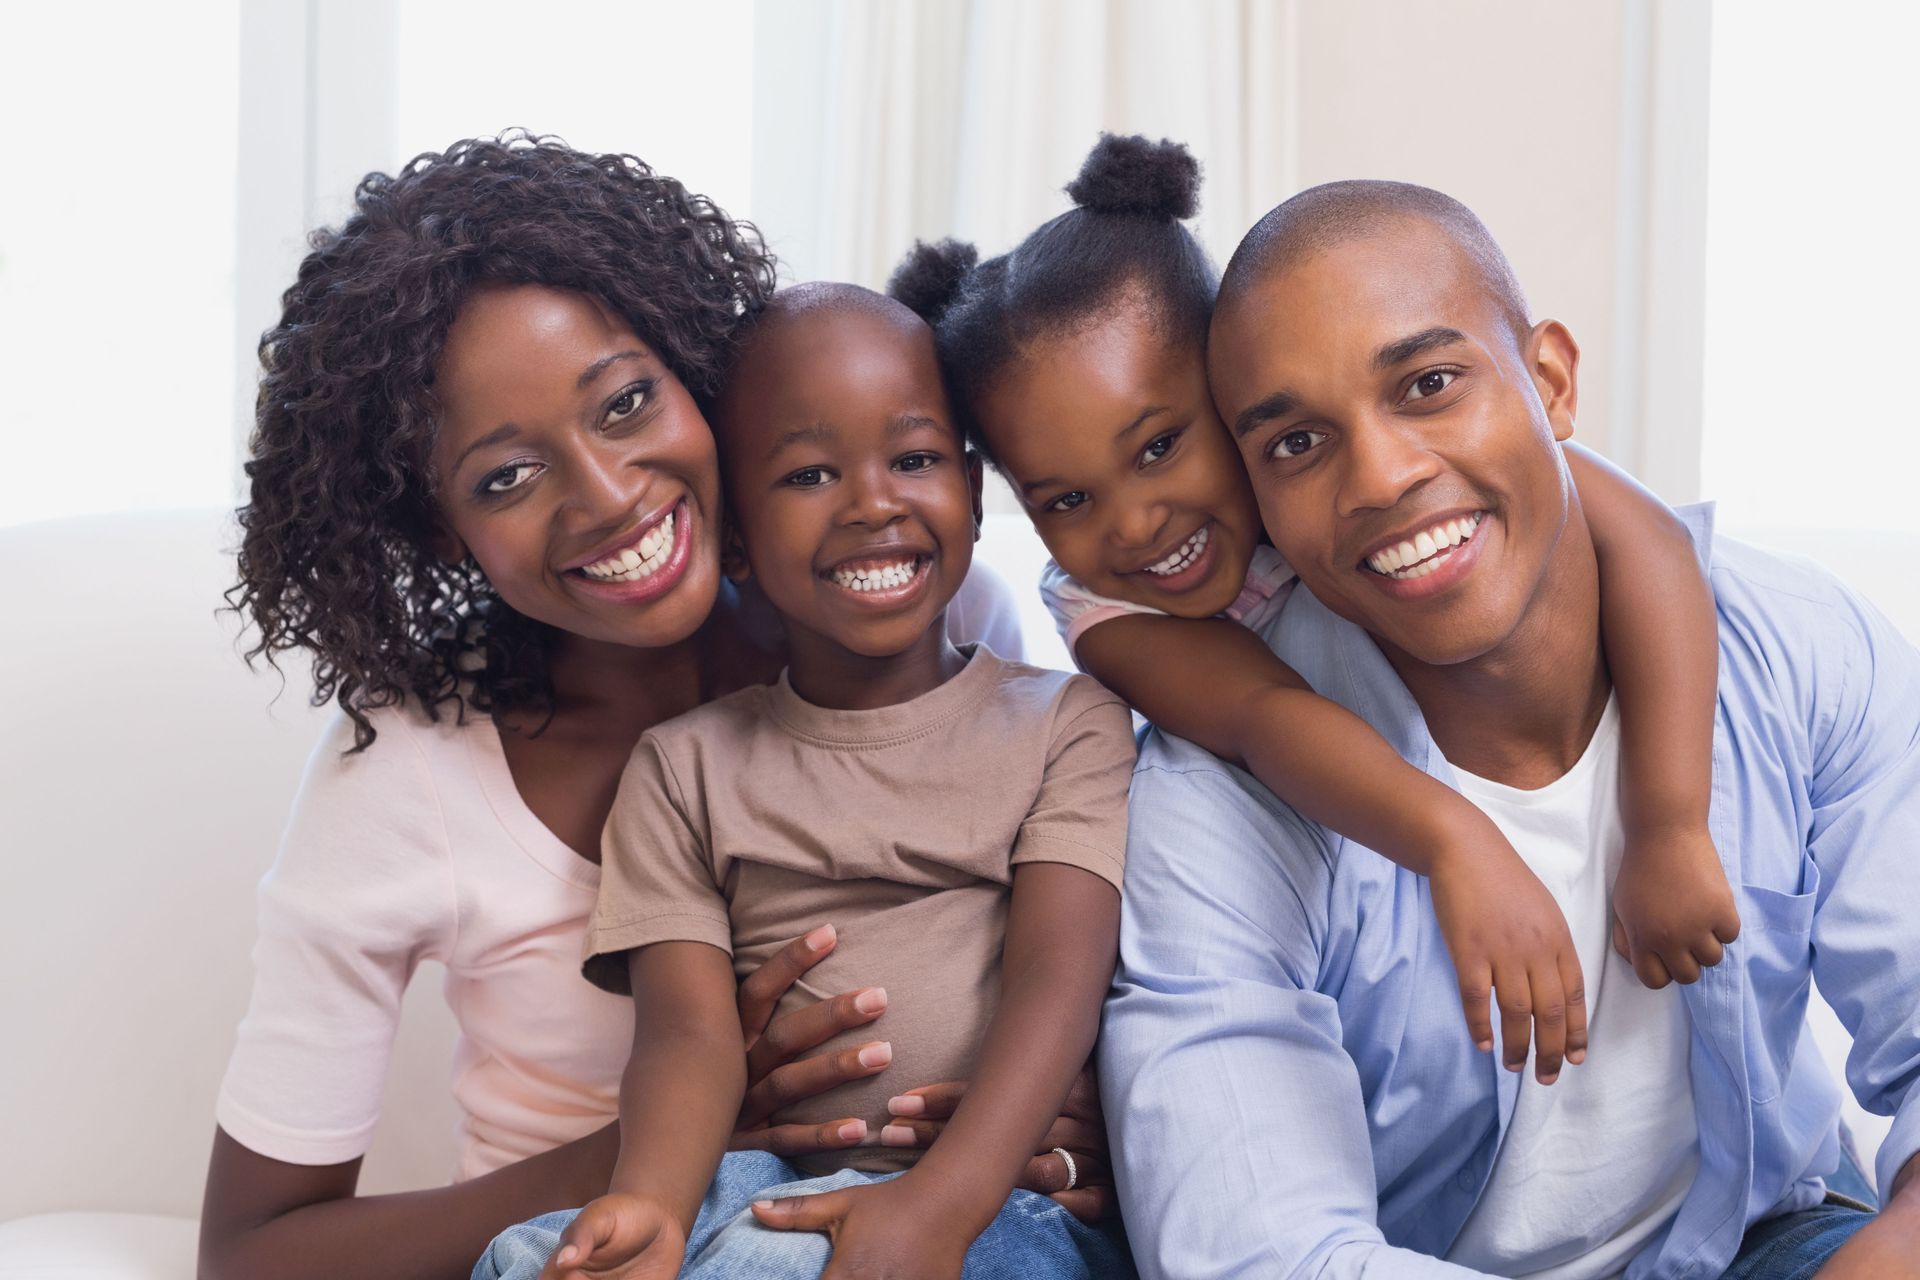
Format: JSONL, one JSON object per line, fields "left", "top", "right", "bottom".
{"left": 428, "top": 282, "right": 725, "bottom": 650}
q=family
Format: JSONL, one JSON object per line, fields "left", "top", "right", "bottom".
{"left": 198, "top": 131, "right": 1920, "bottom": 1280}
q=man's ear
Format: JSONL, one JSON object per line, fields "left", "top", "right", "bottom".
{"left": 1525, "top": 319, "right": 1581, "bottom": 442}
{"left": 721, "top": 518, "right": 753, "bottom": 583}
{"left": 967, "top": 450, "right": 985, "bottom": 541}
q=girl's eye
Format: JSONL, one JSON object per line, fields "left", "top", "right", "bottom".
{"left": 480, "top": 461, "right": 542, "bottom": 494}
{"left": 895, "top": 452, "right": 940, "bottom": 473}
{"left": 607, "top": 379, "right": 656, "bottom": 425}
{"left": 1141, "top": 431, "right": 1181, "bottom": 465}
{"left": 1045, "top": 491, "right": 1088, "bottom": 513}
{"left": 1268, "top": 428, "right": 1329, "bottom": 461}
{"left": 1406, "top": 370, "right": 1457, "bottom": 402}
{"left": 785, "top": 466, "right": 830, "bottom": 488}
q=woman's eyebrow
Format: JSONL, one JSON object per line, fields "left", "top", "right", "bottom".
{"left": 576, "top": 350, "right": 648, "bottom": 389}
{"left": 450, "top": 423, "right": 522, "bottom": 475}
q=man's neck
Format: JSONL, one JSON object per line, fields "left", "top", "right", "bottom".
{"left": 1381, "top": 518, "right": 1612, "bottom": 790}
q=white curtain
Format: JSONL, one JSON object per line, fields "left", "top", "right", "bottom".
{"left": 751, "top": 0, "right": 1296, "bottom": 287}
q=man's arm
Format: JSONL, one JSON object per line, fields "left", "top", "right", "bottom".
{"left": 1102, "top": 750, "right": 1491, "bottom": 1279}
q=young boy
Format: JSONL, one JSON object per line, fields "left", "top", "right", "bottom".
{"left": 505, "top": 283, "right": 1136, "bottom": 1280}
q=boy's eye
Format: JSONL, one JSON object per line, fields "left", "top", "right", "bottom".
{"left": 1045, "top": 491, "right": 1088, "bottom": 513}
{"left": 785, "top": 466, "right": 831, "bottom": 488}
{"left": 895, "top": 452, "right": 940, "bottom": 473}
{"left": 1406, "top": 370, "right": 1457, "bottom": 402}
{"left": 1268, "top": 428, "right": 1328, "bottom": 461}
{"left": 1140, "top": 431, "right": 1181, "bottom": 464}
{"left": 606, "top": 379, "right": 656, "bottom": 425}
{"left": 480, "top": 461, "right": 542, "bottom": 494}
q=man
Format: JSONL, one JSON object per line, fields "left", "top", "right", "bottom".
{"left": 1101, "top": 181, "right": 1920, "bottom": 1278}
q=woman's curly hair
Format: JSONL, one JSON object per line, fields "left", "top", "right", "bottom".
{"left": 231, "top": 131, "right": 778, "bottom": 751}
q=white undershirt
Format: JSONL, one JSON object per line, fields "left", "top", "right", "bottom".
{"left": 1443, "top": 700, "right": 1700, "bottom": 1280}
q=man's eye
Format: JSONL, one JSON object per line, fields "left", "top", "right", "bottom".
{"left": 1407, "top": 370, "right": 1457, "bottom": 401}
{"left": 1046, "top": 491, "right": 1088, "bottom": 513}
{"left": 1141, "top": 432, "right": 1180, "bottom": 464}
{"left": 607, "top": 380, "right": 656, "bottom": 424}
{"left": 1268, "top": 429, "right": 1328, "bottom": 461}
{"left": 481, "top": 461, "right": 542, "bottom": 494}
{"left": 785, "top": 467, "right": 829, "bottom": 487}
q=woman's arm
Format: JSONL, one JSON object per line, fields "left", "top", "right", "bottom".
{"left": 1077, "top": 614, "right": 1587, "bottom": 1080}
{"left": 1565, "top": 442, "right": 1739, "bottom": 987}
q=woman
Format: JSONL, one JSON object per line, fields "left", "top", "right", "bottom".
{"left": 201, "top": 133, "right": 1101, "bottom": 1280}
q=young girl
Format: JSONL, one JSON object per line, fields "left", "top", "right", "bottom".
{"left": 889, "top": 134, "right": 1741, "bottom": 1079}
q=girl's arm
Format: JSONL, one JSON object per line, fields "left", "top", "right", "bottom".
{"left": 751, "top": 863, "right": 1121, "bottom": 1276}
{"left": 1077, "top": 614, "right": 1587, "bottom": 1081}
{"left": 542, "top": 942, "right": 746, "bottom": 1279}
{"left": 1565, "top": 442, "right": 1740, "bottom": 986}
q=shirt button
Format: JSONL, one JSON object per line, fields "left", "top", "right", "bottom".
{"left": 1456, "top": 1165, "right": 1478, "bottom": 1191}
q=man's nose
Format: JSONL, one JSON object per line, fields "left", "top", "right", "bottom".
{"left": 1335, "top": 417, "right": 1441, "bottom": 518}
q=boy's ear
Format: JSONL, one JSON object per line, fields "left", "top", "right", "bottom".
{"left": 967, "top": 451, "right": 985, "bottom": 541}
{"left": 721, "top": 518, "right": 753, "bottom": 583}
{"left": 1525, "top": 319, "right": 1580, "bottom": 442}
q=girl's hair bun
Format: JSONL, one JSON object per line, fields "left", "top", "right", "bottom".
{"left": 1065, "top": 133, "right": 1201, "bottom": 221}
{"left": 887, "top": 238, "right": 980, "bottom": 325}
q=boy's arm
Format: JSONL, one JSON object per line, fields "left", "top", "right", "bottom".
{"left": 543, "top": 941, "right": 744, "bottom": 1278}
{"left": 1079, "top": 613, "right": 1586, "bottom": 1078}
{"left": 1565, "top": 442, "right": 1739, "bottom": 987}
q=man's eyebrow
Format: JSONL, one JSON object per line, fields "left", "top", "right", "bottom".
{"left": 1234, "top": 392, "right": 1297, "bottom": 439}
{"left": 450, "top": 423, "right": 521, "bottom": 476}
{"left": 1373, "top": 327, "right": 1469, "bottom": 372}
{"left": 576, "top": 350, "right": 647, "bottom": 390}
{"left": 765, "top": 421, "right": 833, "bottom": 460}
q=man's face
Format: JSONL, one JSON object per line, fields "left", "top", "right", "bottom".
{"left": 1207, "top": 219, "right": 1580, "bottom": 669}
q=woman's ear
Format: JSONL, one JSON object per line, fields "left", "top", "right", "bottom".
{"left": 431, "top": 520, "right": 469, "bottom": 567}
{"left": 722, "top": 518, "right": 753, "bottom": 583}
{"left": 967, "top": 451, "right": 985, "bottom": 541}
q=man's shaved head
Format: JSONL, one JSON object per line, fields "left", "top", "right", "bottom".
{"left": 1219, "top": 180, "right": 1531, "bottom": 343}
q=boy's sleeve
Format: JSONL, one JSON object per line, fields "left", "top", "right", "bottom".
{"left": 1010, "top": 677, "right": 1136, "bottom": 889}
{"left": 585, "top": 734, "right": 731, "bottom": 994}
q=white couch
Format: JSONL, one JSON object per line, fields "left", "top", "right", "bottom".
{"left": 0, "top": 507, "right": 1903, "bottom": 1278}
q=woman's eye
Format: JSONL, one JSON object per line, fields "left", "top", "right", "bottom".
{"left": 481, "top": 461, "right": 542, "bottom": 494}
{"left": 1268, "top": 429, "right": 1328, "bottom": 461}
{"left": 607, "top": 380, "right": 655, "bottom": 424}
{"left": 785, "top": 466, "right": 829, "bottom": 488}
{"left": 1141, "top": 432, "right": 1180, "bottom": 464}
{"left": 1045, "top": 491, "right": 1088, "bottom": 513}
{"left": 1407, "top": 370, "right": 1457, "bottom": 401}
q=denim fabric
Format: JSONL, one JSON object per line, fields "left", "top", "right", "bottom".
{"left": 1721, "top": 1146, "right": 1879, "bottom": 1279}
{"left": 472, "top": 1149, "right": 1133, "bottom": 1279}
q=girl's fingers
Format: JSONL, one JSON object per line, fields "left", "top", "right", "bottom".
{"left": 1635, "top": 951, "right": 1674, "bottom": 990}
{"left": 752, "top": 1189, "right": 852, "bottom": 1234}
{"left": 746, "top": 986, "right": 887, "bottom": 1083}
{"left": 1458, "top": 961, "right": 1496, "bottom": 1053}
{"left": 1692, "top": 934, "right": 1726, "bottom": 971}
{"left": 1494, "top": 963, "right": 1534, "bottom": 1073}
{"left": 1560, "top": 952, "right": 1590, "bottom": 1066}
{"left": 738, "top": 1041, "right": 892, "bottom": 1129}
{"left": 729, "top": 1117, "right": 868, "bottom": 1157}
{"left": 885, "top": 1079, "right": 969, "bottom": 1120}
{"left": 1528, "top": 965, "right": 1567, "bottom": 1084}
{"left": 737, "top": 925, "right": 837, "bottom": 1042}
{"left": 547, "top": 1206, "right": 616, "bottom": 1276}
{"left": 1666, "top": 951, "right": 1703, "bottom": 985}
{"left": 1611, "top": 916, "right": 1633, "bottom": 962}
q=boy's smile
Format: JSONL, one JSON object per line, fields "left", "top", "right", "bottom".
{"left": 713, "top": 288, "right": 982, "bottom": 708}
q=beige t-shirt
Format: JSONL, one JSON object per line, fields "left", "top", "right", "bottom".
{"left": 586, "top": 645, "right": 1135, "bottom": 1172}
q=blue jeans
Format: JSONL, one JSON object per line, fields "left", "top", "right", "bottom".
{"left": 1721, "top": 1145, "right": 1880, "bottom": 1278}
{"left": 472, "top": 1150, "right": 1134, "bottom": 1280}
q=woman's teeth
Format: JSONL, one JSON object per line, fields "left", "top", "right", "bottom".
{"left": 830, "top": 557, "right": 924, "bottom": 592}
{"left": 1144, "top": 526, "right": 1209, "bottom": 577}
{"left": 580, "top": 510, "right": 677, "bottom": 582}
{"left": 1366, "top": 512, "right": 1483, "bottom": 579}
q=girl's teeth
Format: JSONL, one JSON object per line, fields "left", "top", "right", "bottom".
{"left": 581, "top": 511, "right": 677, "bottom": 581}
{"left": 830, "top": 559, "right": 922, "bottom": 591}
{"left": 1366, "top": 512, "right": 1482, "bottom": 578}
{"left": 1145, "top": 526, "right": 1210, "bottom": 577}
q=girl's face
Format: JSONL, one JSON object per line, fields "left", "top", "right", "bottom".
{"left": 978, "top": 293, "right": 1262, "bottom": 619}
{"left": 428, "top": 283, "right": 725, "bottom": 651}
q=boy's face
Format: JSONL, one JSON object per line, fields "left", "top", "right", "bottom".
{"left": 715, "top": 304, "right": 982, "bottom": 661}
{"left": 1207, "top": 218, "right": 1579, "bottom": 670}
{"left": 979, "top": 292, "right": 1262, "bottom": 621}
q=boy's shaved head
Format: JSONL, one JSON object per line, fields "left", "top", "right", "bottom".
{"left": 756, "top": 280, "right": 927, "bottom": 333}
{"left": 1219, "top": 180, "right": 1531, "bottom": 343}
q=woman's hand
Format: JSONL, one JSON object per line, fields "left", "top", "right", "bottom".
{"left": 729, "top": 925, "right": 891, "bottom": 1158}
{"left": 871, "top": 1062, "right": 1114, "bottom": 1223}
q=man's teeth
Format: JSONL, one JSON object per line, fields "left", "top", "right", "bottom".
{"left": 580, "top": 510, "right": 677, "bottom": 582}
{"left": 829, "top": 558, "right": 923, "bottom": 592}
{"left": 1366, "top": 513, "right": 1483, "bottom": 579}
{"left": 1144, "top": 526, "right": 1209, "bottom": 577}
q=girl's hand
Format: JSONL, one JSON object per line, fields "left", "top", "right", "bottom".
{"left": 539, "top": 1193, "right": 684, "bottom": 1280}
{"left": 872, "top": 1063, "right": 1113, "bottom": 1222}
{"left": 1430, "top": 843, "right": 1589, "bottom": 1085}
{"left": 1610, "top": 822, "right": 1741, "bottom": 987}
{"left": 751, "top": 1178, "right": 972, "bottom": 1280}
{"left": 730, "top": 925, "right": 891, "bottom": 1158}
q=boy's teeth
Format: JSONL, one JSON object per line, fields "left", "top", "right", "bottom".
{"left": 1144, "top": 526, "right": 1209, "bottom": 577}
{"left": 1365, "top": 512, "right": 1482, "bottom": 578}
{"left": 830, "top": 557, "right": 922, "bottom": 591}
{"left": 581, "top": 510, "right": 677, "bottom": 581}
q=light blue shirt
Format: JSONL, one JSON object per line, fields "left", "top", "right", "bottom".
{"left": 1101, "top": 508, "right": 1920, "bottom": 1279}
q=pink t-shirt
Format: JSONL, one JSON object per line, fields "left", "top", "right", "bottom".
{"left": 1038, "top": 544, "right": 1296, "bottom": 664}
{"left": 216, "top": 569, "right": 1027, "bottom": 1179}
